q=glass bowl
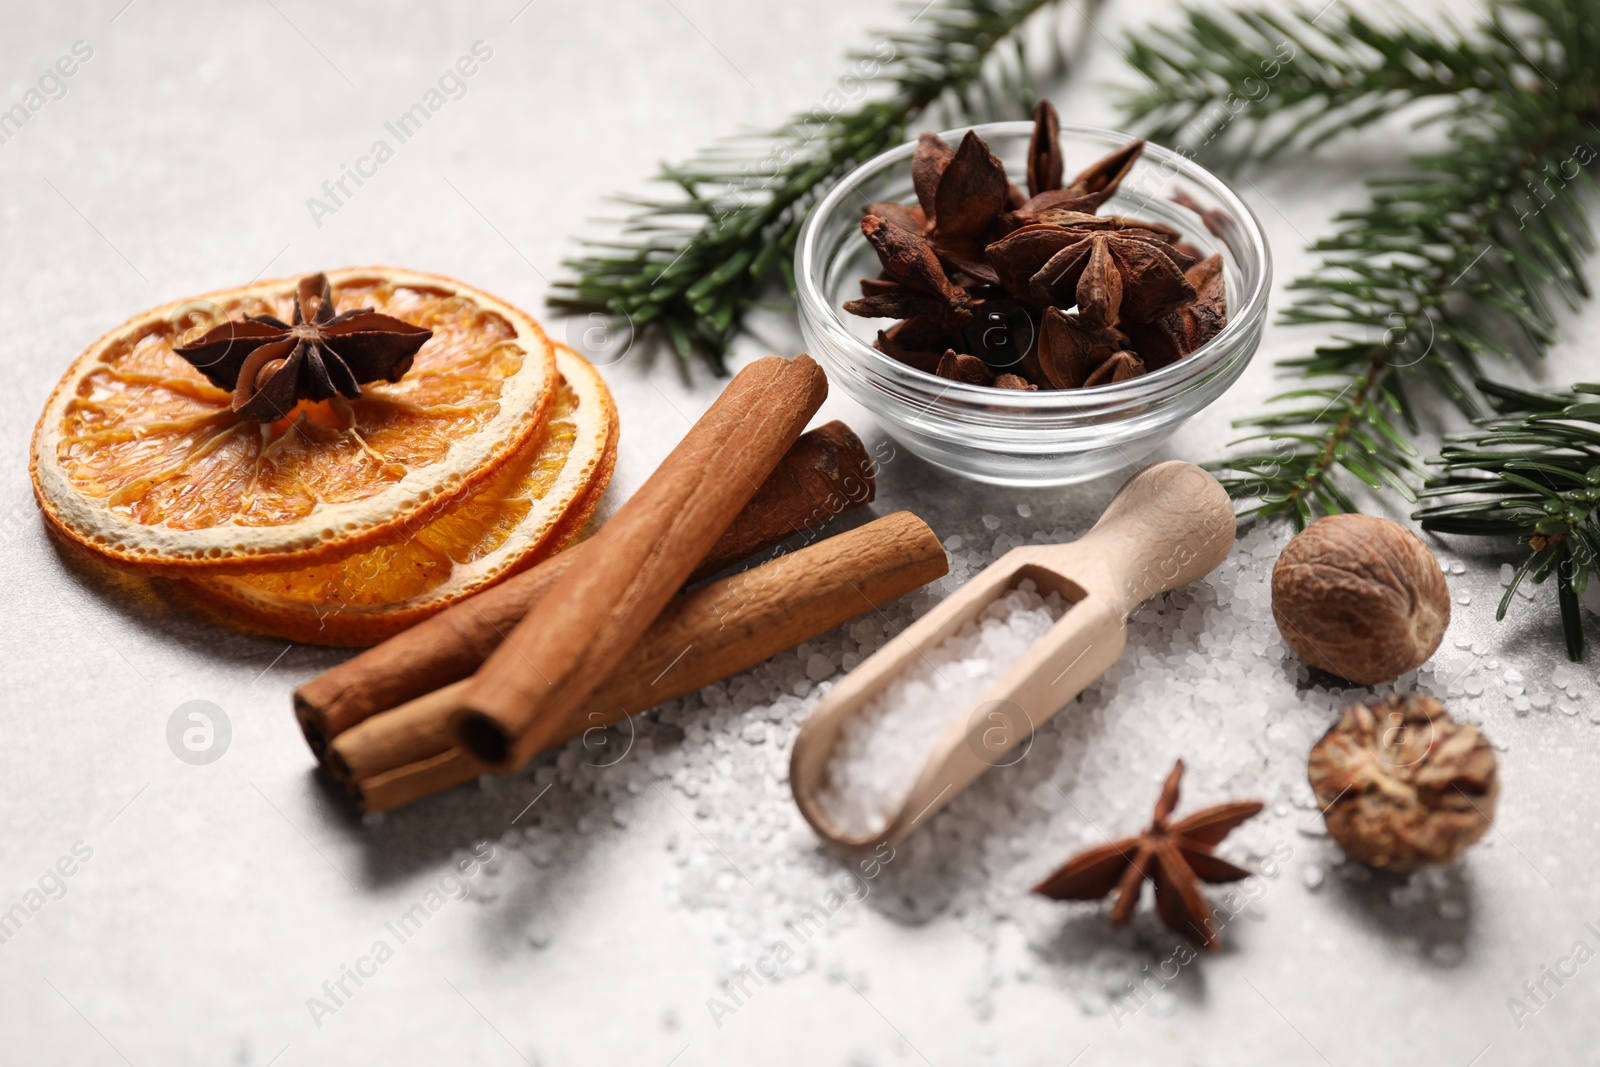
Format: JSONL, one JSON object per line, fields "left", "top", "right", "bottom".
{"left": 795, "top": 122, "right": 1271, "bottom": 486}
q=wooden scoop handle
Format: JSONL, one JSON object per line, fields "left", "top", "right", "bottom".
{"left": 790, "top": 461, "right": 1236, "bottom": 852}
{"left": 1059, "top": 459, "right": 1237, "bottom": 615}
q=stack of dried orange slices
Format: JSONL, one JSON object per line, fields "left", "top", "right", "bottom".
{"left": 30, "top": 267, "right": 618, "bottom": 646}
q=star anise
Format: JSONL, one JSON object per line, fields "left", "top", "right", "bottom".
{"left": 873, "top": 316, "right": 956, "bottom": 374}
{"left": 1124, "top": 254, "right": 1229, "bottom": 370}
{"left": 1033, "top": 760, "right": 1262, "bottom": 950}
{"left": 852, "top": 215, "right": 973, "bottom": 324}
{"left": 1064, "top": 138, "right": 1146, "bottom": 201}
{"left": 934, "top": 349, "right": 994, "bottom": 386}
{"left": 175, "top": 272, "right": 433, "bottom": 422}
{"left": 901, "top": 129, "right": 1016, "bottom": 284}
{"left": 845, "top": 101, "right": 1225, "bottom": 393}
{"left": 1035, "top": 306, "right": 1134, "bottom": 388}
{"left": 987, "top": 216, "right": 1196, "bottom": 328}
{"left": 1025, "top": 99, "right": 1064, "bottom": 199}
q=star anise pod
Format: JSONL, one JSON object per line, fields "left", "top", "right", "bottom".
{"left": 1172, "top": 188, "right": 1233, "bottom": 241}
{"left": 1003, "top": 138, "right": 1150, "bottom": 234}
{"left": 988, "top": 217, "right": 1196, "bottom": 328}
{"left": 873, "top": 316, "right": 957, "bottom": 374}
{"left": 1035, "top": 307, "right": 1133, "bottom": 389}
{"left": 175, "top": 273, "right": 432, "bottom": 422}
{"left": 1033, "top": 760, "right": 1262, "bottom": 950}
{"left": 1001, "top": 188, "right": 1106, "bottom": 232}
{"left": 851, "top": 104, "right": 1224, "bottom": 392}
{"left": 853, "top": 215, "right": 972, "bottom": 323}
{"left": 903, "top": 129, "right": 1018, "bottom": 285}
{"left": 1124, "top": 254, "right": 1229, "bottom": 370}
{"left": 934, "top": 130, "right": 1011, "bottom": 243}
{"left": 863, "top": 200, "right": 926, "bottom": 236}
{"left": 1025, "top": 99, "right": 1064, "bottom": 199}
{"left": 1065, "top": 138, "right": 1146, "bottom": 201}
{"left": 911, "top": 131, "right": 955, "bottom": 220}
{"left": 934, "top": 349, "right": 994, "bottom": 386}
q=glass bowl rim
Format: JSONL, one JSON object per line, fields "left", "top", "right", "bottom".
{"left": 795, "top": 120, "right": 1273, "bottom": 413}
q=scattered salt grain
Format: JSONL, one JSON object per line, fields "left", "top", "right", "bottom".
{"left": 465, "top": 517, "right": 1556, "bottom": 1015}
{"left": 1500, "top": 563, "right": 1514, "bottom": 586}
{"left": 814, "top": 580, "right": 1067, "bottom": 837}
{"left": 1015, "top": 503, "right": 1032, "bottom": 518}
{"left": 982, "top": 514, "right": 1002, "bottom": 530}
{"left": 1302, "top": 865, "right": 1325, "bottom": 891}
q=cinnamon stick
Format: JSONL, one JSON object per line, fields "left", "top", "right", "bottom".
{"left": 293, "top": 415, "right": 870, "bottom": 756}
{"left": 687, "top": 420, "right": 874, "bottom": 582}
{"left": 454, "top": 354, "right": 829, "bottom": 770}
{"left": 336, "top": 511, "right": 947, "bottom": 812}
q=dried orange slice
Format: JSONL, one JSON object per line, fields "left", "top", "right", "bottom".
{"left": 31, "top": 267, "right": 556, "bottom": 575}
{"left": 177, "top": 344, "right": 618, "bottom": 646}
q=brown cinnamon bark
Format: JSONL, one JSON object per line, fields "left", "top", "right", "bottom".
{"left": 687, "top": 420, "right": 874, "bottom": 582}
{"left": 336, "top": 511, "right": 947, "bottom": 812}
{"left": 294, "top": 414, "right": 871, "bottom": 755}
{"left": 454, "top": 354, "right": 829, "bottom": 770}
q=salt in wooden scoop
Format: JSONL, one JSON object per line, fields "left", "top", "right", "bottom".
{"left": 790, "top": 461, "right": 1235, "bottom": 853}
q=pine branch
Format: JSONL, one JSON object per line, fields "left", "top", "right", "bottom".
{"left": 1415, "top": 380, "right": 1600, "bottom": 660}
{"left": 1119, "top": 0, "right": 1600, "bottom": 524}
{"left": 551, "top": 0, "right": 1098, "bottom": 373}
{"left": 1120, "top": 6, "right": 1521, "bottom": 166}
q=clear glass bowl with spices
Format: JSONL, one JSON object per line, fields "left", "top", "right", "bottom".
{"left": 795, "top": 121, "right": 1271, "bottom": 486}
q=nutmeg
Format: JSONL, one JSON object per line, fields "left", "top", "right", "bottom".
{"left": 1271, "top": 514, "right": 1449, "bottom": 685}
{"left": 1308, "top": 694, "right": 1498, "bottom": 872}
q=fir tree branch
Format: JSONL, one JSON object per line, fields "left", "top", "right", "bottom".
{"left": 1415, "top": 380, "right": 1600, "bottom": 660}
{"left": 551, "top": 0, "right": 1098, "bottom": 373}
{"left": 1120, "top": 0, "right": 1600, "bottom": 525}
{"left": 1120, "top": 6, "right": 1523, "bottom": 166}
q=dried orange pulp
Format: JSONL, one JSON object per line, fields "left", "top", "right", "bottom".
{"left": 181, "top": 344, "right": 618, "bottom": 646}
{"left": 31, "top": 267, "right": 556, "bottom": 575}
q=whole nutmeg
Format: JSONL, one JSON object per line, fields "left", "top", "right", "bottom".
{"left": 1308, "top": 694, "right": 1498, "bottom": 872}
{"left": 1271, "top": 514, "right": 1449, "bottom": 685}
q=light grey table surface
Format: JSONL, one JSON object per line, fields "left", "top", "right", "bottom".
{"left": 3, "top": 1, "right": 1597, "bottom": 1065}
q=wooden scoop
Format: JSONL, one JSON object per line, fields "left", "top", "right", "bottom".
{"left": 790, "top": 461, "right": 1236, "bottom": 853}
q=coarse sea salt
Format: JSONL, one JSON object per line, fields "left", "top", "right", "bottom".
{"left": 814, "top": 579, "right": 1068, "bottom": 837}
{"left": 469, "top": 512, "right": 1566, "bottom": 1033}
